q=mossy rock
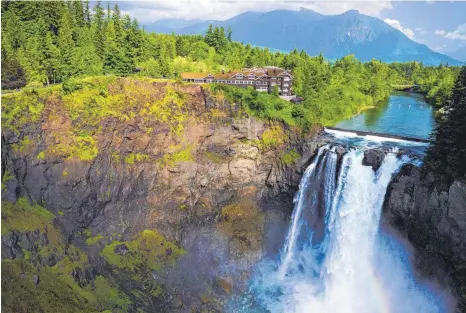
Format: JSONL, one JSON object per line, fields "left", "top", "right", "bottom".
{"left": 101, "top": 230, "right": 185, "bottom": 271}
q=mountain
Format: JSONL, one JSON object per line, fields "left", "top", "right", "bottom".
{"left": 142, "top": 18, "right": 209, "bottom": 33}
{"left": 147, "top": 9, "right": 462, "bottom": 65}
{"left": 446, "top": 46, "right": 466, "bottom": 62}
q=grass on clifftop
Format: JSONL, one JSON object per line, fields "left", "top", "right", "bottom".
{"left": 1, "top": 76, "right": 193, "bottom": 162}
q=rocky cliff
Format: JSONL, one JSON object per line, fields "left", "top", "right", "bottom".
{"left": 1, "top": 77, "right": 328, "bottom": 312}
{"left": 383, "top": 164, "right": 466, "bottom": 312}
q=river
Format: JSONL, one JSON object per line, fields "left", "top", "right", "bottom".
{"left": 336, "top": 91, "right": 435, "bottom": 140}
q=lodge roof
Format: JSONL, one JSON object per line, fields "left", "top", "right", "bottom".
{"left": 181, "top": 67, "right": 292, "bottom": 80}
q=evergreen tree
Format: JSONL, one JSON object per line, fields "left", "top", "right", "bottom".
{"left": 1, "top": 47, "right": 26, "bottom": 89}
{"left": 205, "top": 24, "right": 215, "bottom": 47}
{"left": 57, "top": 10, "right": 75, "bottom": 79}
{"left": 83, "top": 0, "right": 91, "bottom": 27}
{"left": 425, "top": 66, "right": 466, "bottom": 184}
{"left": 227, "top": 27, "right": 232, "bottom": 42}
{"left": 91, "top": 1, "right": 105, "bottom": 58}
{"left": 44, "top": 31, "right": 61, "bottom": 84}
{"left": 112, "top": 3, "right": 123, "bottom": 42}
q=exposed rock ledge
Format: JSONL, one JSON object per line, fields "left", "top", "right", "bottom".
{"left": 1, "top": 81, "right": 330, "bottom": 312}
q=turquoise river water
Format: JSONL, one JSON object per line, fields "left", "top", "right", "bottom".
{"left": 336, "top": 91, "right": 435, "bottom": 139}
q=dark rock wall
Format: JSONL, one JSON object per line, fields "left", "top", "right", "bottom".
{"left": 383, "top": 164, "right": 466, "bottom": 312}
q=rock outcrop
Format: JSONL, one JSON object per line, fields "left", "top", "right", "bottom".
{"left": 1, "top": 78, "right": 329, "bottom": 312}
{"left": 383, "top": 164, "right": 466, "bottom": 312}
{"left": 362, "top": 148, "right": 386, "bottom": 171}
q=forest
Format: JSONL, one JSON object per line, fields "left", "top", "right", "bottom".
{"left": 0, "top": 1, "right": 462, "bottom": 127}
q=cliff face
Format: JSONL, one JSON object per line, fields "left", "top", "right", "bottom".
{"left": 383, "top": 164, "right": 466, "bottom": 312}
{"left": 1, "top": 78, "right": 328, "bottom": 312}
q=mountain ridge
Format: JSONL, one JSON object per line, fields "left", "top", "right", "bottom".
{"left": 143, "top": 9, "right": 463, "bottom": 65}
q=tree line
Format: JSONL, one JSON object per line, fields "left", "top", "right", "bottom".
{"left": 1, "top": 0, "right": 461, "bottom": 123}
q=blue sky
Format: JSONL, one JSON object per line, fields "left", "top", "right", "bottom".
{"left": 118, "top": 1, "right": 466, "bottom": 59}
{"left": 378, "top": 2, "right": 466, "bottom": 55}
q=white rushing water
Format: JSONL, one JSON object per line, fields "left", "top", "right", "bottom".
{"left": 238, "top": 143, "right": 446, "bottom": 313}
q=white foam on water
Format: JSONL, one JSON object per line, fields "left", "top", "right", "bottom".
{"left": 324, "top": 128, "right": 430, "bottom": 147}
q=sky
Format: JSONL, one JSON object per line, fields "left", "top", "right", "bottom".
{"left": 117, "top": 1, "right": 466, "bottom": 57}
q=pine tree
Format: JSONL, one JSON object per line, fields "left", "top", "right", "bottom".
{"left": 44, "top": 31, "right": 61, "bottom": 84}
{"left": 73, "top": 27, "right": 103, "bottom": 76}
{"left": 91, "top": 1, "right": 105, "bottom": 58}
{"left": 227, "top": 27, "right": 232, "bottom": 42}
{"left": 205, "top": 24, "right": 214, "bottom": 47}
{"left": 57, "top": 10, "right": 75, "bottom": 79}
{"left": 1, "top": 47, "right": 26, "bottom": 89}
{"left": 425, "top": 66, "right": 466, "bottom": 184}
{"left": 83, "top": 0, "right": 91, "bottom": 27}
{"left": 112, "top": 3, "right": 122, "bottom": 42}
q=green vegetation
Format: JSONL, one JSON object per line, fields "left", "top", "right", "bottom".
{"left": 389, "top": 62, "right": 460, "bottom": 107}
{"left": 281, "top": 150, "right": 301, "bottom": 164}
{"left": 101, "top": 229, "right": 185, "bottom": 271}
{"left": 12, "top": 136, "right": 32, "bottom": 153}
{"left": 209, "top": 84, "right": 298, "bottom": 126}
{"left": 425, "top": 66, "right": 466, "bottom": 185}
{"left": 1, "top": 198, "right": 55, "bottom": 235}
{"left": 1, "top": 199, "right": 131, "bottom": 313}
{"left": 86, "top": 234, "right": 105, "bottom": 246}
{"left": 161, "top": 145, "right": 194, "bottom": 167}
{"left": 2, "top": 76, "right": 192, "bottom": 163}
{"left": 124, "top": 153, "right": 149, "bottom": 164}
{"left": 204, "top": 151, "right": 227, "bottom": 164}
{"left": 2, "top": 169, "right": 14, "bottom": 189}
{"left": 2, "top": 1, "right": 460, "bottom": 131}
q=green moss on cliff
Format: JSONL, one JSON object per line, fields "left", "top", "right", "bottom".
{"left": 1, "top": 198, "right": 55, "bottom": 235}
{"left": 161, "top": 145, "right": 194, "bottom": 167}
{"left": 1, "top": 169, "right": 14, "bottom": 190}
{"left": 101, "top": 230, "right": 185, "bottom": 271}
{"left": 86, "top": 234, "right": 105, "bottom": 246}
{"left": 2, "top": 259, "right": 131, "bottom": 313}
{"left": 1, "top": 198, "right": 131, "bottom": 313}
{"left": 1, "top": 89, "right": 50, "bottom": 133}
{"left": 281, "top": 150, "right": 300, "bottom": 164}
{"left": 204, "top": 151, "right": 227, "bottom": 164}
{"left": 124, "top": 153, "right": 150, "bottom": 164}
{"left": 12, "top": 136, "right": 32, "bottom": 153}
{"left": 254, "top": 125, "right": 287, "bottom": 151}
{"left": 2, "top": 259, "right": 92, "bottom": 313}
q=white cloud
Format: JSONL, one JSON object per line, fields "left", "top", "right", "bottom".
{"left": 435, "top": 24, "right": 466, "bottom": 40}
{"left": 435, "top": 29, "right": 446, "bottom": 36}
{"left": 435, "top": 44, "right": 447, "bottom": 51}
{"left": 384, "top": 18, "right": 415, "bottom": 39}
{"left": 414, "top": 27, "right": 427, "bottom": 35}
{"left": 119, "top": 0, "right": 393, "bottom": 23}
{"left": 444, "top": 23, "right": 466, "bottom": 40}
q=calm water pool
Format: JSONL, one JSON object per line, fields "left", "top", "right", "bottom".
{"left": 336, "top": 91, "right": 435, "bottom": 139}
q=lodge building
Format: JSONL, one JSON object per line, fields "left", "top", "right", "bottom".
{"left": 181, "top": 66, "right": 293, "bottom": 96}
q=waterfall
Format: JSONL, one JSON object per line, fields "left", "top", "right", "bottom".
{"left": 237, "top": 140, "right": 447, "bottom": 313}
